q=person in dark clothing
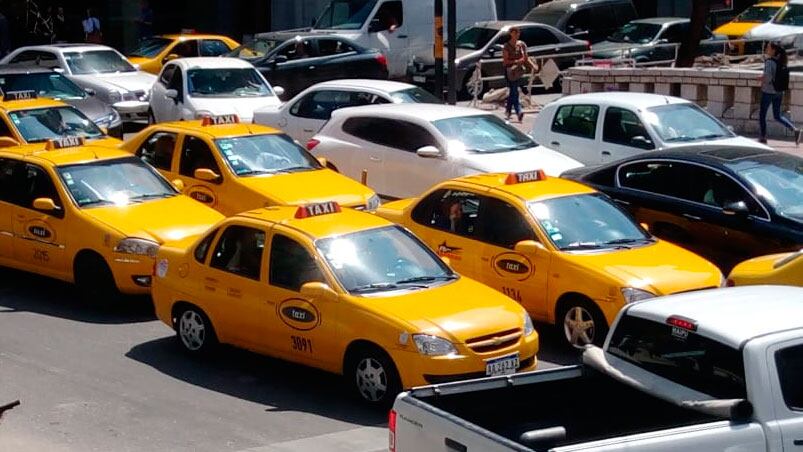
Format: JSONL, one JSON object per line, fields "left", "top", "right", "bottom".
{"left": 758, "top": 41, "right": 800, "bottom": 145}
{"left": 53, "top": 6, "right": 67, "bottom": 43}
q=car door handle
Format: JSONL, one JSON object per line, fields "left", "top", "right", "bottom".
{"left": 793, "top": 439, "right": 803, "bottom": 445}
{"left": 397, "top": 34, "right": 408, "bottom": 39}
{"left": 303, "top": 128, "right": 314, "bottom": 133}
{"left": 445, "top": 437, "right": 467, "bottom": 452}
{"left": 369, "top": 156, "right": 381, "bottom": 162}
{"left": 308, "top": 65, "right": 315, "bottom": 70}
{"left": 550, "top": 141, "right": 560, "bottom": 146}
{"left": 682, "top": 213, "right": 701, "bottom": 221}
{"left": 602, "top": 151, "right": 611, "bottom": 156}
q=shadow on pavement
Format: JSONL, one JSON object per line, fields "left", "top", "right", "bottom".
{"left": 126, "top": 337, "right": 388, "bottom": 427}
{"left": 534, "top": 322, "right": 583, "bottom": 368}
{"left": 0, "top": 267, "right": 156, "bottom": 324}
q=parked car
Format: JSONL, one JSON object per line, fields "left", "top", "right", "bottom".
{"left": 744, "top": 0, "right": 803, "bottom": 42}
{"left": 228, "top": 33, "right": 388, "bottom": 99}
{"left": 0, "top": 44, "right": 157, "bottom": 123}
{"left": 728, "top": 249, "right": 803, "bottom": 287}
{"left": 127, "top": 34, "right": 240, "bottom": 75}
{"left": 591, "top": 18, "right": 727, "bottom": 64}
{"left": 253, "top": 79, "right": 441, "bottom": 143}
{"left": 523, "top": 0, "right": 638, "bottom": 44}
{"left": 714, "top": 1, "right": 785, "bottom": 40}
{"left": 0, "top": 65, "right": 122, "bottom": 137}
{"left": 391, "top": 285, "right": 803, "bottom": 452}
{"left": 308, "top": 103, "right": 582, "bottom": 199}
{"left": 149, "top": 57, "right": 281, "bottom": 123}
{"left": 408, "top": 21, "right": 589, "bottom": 96}
{"left": 562, "top": 146, "right": 803, "bottom": 272}
{"left": 531, "top": 92, "right": 770, "bottom": 165}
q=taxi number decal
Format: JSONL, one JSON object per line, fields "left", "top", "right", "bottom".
{"left": 190, "top": 191, "right": 214, "bottom": 204}
{"left": 502, "top": 286, "right": 522, "bottom": 302}
{"left": 291, "top": 335, "right": 313, "bottom": 353}
{"left": 33, "top": 249, "right": 50, "bottom": 262}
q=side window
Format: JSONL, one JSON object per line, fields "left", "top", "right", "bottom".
{"left": 159, "top": 65, "right": 176, "bottom": 86}
{"left": 199, "top": 40, "right": 231, "bottom": 57}
{"left": 171, "top": 40, "right": 199, "bottom": 57}
{"left": 167, "top": 67, "right": 183, "bottom": 95}
{"left": 278, "top": 40, "right": 314, "bottom": 60}
{"left": 479, "top": 197, "right": 536, "bottom": 249}
{"left": 179, "top": 136, "right": 221, "bottom": 179}
{"left": 342, "top": 117, "right": 439, "bottom": 151}
{"left": 412, "top": 188, "right": 480, "bottom": 238}
{"left": 0, "top": 158, "right": 21, "bottom": 204}
{"left": 691, "top": 167, "right": 763, "bottom": 216}
{"left": 269, "top": 234, "right": 324, "bottom": 291}
{"left": 317, "top": 39, "right": 356, "bottom": 56}
{"left": 194, "top": 228, "right": 219, "bottom": 263}
{"left": 776, "top": 344, "right": 803, "bottom": 411}
{"left": 520, "top": 27, "right": 559, "bottom": 47}
{"left": 566, "top": 9, "right": 592, "bottom": 34}
{"left": 618, "top": 161, "right": 690, "bottom": 199}
{"left": 210, "top": 225, "right": 265, "bottom": 280}
{"left": 372, "top": 1, "right": 403, "bottom": 31}
{"left": 551, "top": 104, "right": 599, "bottom": 140}
{"left": 0, "top": 117, "right": 13, "bottom": 138}
{"left": 660, "top": 24, "right": 686, "bottom": 43}
{"left": 21, "top": 164, "right": 63, "bottom": 217}
{"left": 9, "top": 51, "right": 39, "bottom": 64}
{"left": 290, "top": 90, "right": 352, "bottom": 120}
{"left": 137, "top": 132, "right": 177, "bottom": 171}
{"left": 602, "top": 107, "right": 654, "bottom": 149}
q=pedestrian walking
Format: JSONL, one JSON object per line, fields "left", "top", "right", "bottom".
{"left": 503, "top": 27, "right": 528, "bottom": 122}
{"left": 758, "top": 41, "right": 801, "bottom": 145}
{"left": 82, "top": 8, "right": 101, "bottom": 44}
{"left": 53, "top": 6, "right": 67, "bottom": 43}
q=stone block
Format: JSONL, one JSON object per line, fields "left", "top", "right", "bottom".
{"left": 790, "top": 89, "right": 803, "bottom": 106}
{"left": 681, "top": 84, "right": 706, "bottom": 102}
{"left": 735, "top": 87, "right": 755, "bottom": 104}
{"left": 654, "top": 83, "right": 672, "bottom": 95}
{"left": 706, "top": 101, "right": 726, "bottom": 117}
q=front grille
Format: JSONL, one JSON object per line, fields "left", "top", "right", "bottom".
{"left": 423, "top": 355, "right": 536, "bottom": 385}
{"left": 466, "top": 328, "right": 522, "bottom": 353}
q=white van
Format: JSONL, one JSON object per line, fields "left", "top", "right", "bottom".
{"left": 310, "top": 0, "right": 497, "bottom": 78}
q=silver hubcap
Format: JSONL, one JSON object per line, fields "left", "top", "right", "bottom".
{"left": 563, "top": 306, "right": 596, "bottom": 348}
{"left": 355, "top": 357, "right": 387, "bottom": 402}
{"left": 179, "top": 311, "right": 206, "bottom": 351}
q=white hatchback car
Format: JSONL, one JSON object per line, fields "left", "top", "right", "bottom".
{"left": 252, "top": 79, "right": 441, "bottom": 142}
{"left": 531, "top": 92, "right": 771, "bottom": 166}
{"left": 744, "top": 0, "right": 803, "bottom": 42}
{"left": 149, "top": 57, "right": 281, "bottom": 123}
{"left": 308, "top": 104, "right": 583, "bottom": 199}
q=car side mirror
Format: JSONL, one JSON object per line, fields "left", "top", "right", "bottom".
{"left": 33, "top": 197, "right": 58, "bottom": 211}
{"left": 0, "top": 136, "right": 20, "bottom": 148}
{"left": 272, "top": 55, "right": 288, "bottom": 65}
{"left": 84, "top": 87, "right": 96, "bottom": 96}
{"left": 630, "top": 135, "right": 653, "bottom": 149}
{"left": 162, "top": 53, "right": 179, "bottom": 64}
{"left": 416, "top": 145, "right": 441, "bottom": 158}
{"left": 723, "top": 201, "right": 749, "bottom": 217}
{"left": 514, "top": 240, "right": 545, "bottom": 255}
{"left": 193, "top": 168, "right": 221, "bottom": 182}
{"left": 273, "top": 85, "right": 285, "bottom": 97}
{"left": 640, "top": 222, "right": 650, "bottom": 232}
{"left": 657, "top": 38, "right": 669, "bottom": 45}
{"left": 172, "top": 179, "right": 185, "bottom": 191}
{"left": 299, "top": 281, "right": 337, "bottom": 300}
{"left": 165, "top": 88, "right": 179, "bottom": 101}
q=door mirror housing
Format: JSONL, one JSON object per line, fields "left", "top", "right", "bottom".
{"left": 33, "top": 197, "right": 58, "bottom": 211}
{"left": 273, "top": 85, "right": 285, "bottom": 97}
{"left": 416, "top": 145, "right": 441, "bottom": 158}
{"left": 299, "top": 281, "right": 337, "bottom": 300}
{"left": 722, "top": 201, "right": 750, "bottom": 217}
{"left": 630, "top": 135, "right": 654, "bottom": 150}
{"left": 172, "top": 179, "right": 185, "bottom": 191}
{"left": 165, "top": 88, "right": 179, "bottom": 101}
{"left": 162, "top": 53, "right": 179, "bottom": 64}
{"left": 0, "top": 136, "right": 20, "bottom": 148}
{"left": 316, "top": 156, "right": 328, "bottom": 168}
{"left": 84, "top": 87, "right": 96, "bottom": 96}
{"left": 193, "top": 168, "right": 221, "bottom": 182}
{"left": 656, "top": 38, "right": 669, "bottom": 45}
{"left": 514, "top": 240, "right": 545, "bottom": 255}
{"left": 271, "top": 55, "right": 288, "bottom": 66}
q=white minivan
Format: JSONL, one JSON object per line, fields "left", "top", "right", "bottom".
{"left": 308, "top": 0, "right": 497, "bottom": 78}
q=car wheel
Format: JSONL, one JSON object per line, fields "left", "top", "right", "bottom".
{"left": 74, "top": 252, "right": 119, "bottom": 304}
{"left": 558, "top": 297, "right": 608, "bottom": 349}
{"left": 147, "top": 108, "right": 156, "bottom": 125}
{"left": 175, "top": 305, "right": 218, "bottom": 355}
{"left": 346, "top": 345, "right": 401, "bottom": 407}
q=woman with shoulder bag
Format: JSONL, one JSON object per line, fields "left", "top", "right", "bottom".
{"left": 503, "top": 27, "right": 529, "bottom": 122}
{"left": 758, "top": 41, "right": 800, "bottom": 145}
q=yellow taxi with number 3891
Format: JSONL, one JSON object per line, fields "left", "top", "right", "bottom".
{"left": 377, "top": 170, "right": 723, "bottom": 348}
{"left": 151, "top": 201, "right": 538, "bottom": 405}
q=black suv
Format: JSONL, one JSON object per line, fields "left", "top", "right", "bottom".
{"left": 523, "top": 0, "right": 638, "bottom": 44}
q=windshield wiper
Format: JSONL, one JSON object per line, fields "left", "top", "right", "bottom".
{"left": 604, "top": 237, "right": 653, "bottom": 245}
{"left": 696, "top": 134, "right": 729, "bottom": 140}
{"left": 561, "top": 242, "right": 605, "bottom": 250}
{"left": 79, "top": 199, "right": 113, "bottom": 207}
{"left": 395, "top": 275, "right": 457, "bottom": 285}
{"left": 280, "top": 166, "right": 314, "bottom": 173}
{"left": 131, "top": 193, "right": 174, "bottom": 201}
{"left": 350, "top": 282, "right": 400, "bottom": 293}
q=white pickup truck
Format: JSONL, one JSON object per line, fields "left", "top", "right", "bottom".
{"left": 390, "top": 285, "right": 803, "bottom": 452}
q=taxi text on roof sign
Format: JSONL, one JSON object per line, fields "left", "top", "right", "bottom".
{"left": 46, "top": 136, "right": 85, "bottom": 150}
{"left": 505, "top": 169, "right": 547, "bottom": 185}
{"left": 3, "top": 90, "right": 37, "bottom": 101}
{"left": 294, "top": 201, "right": 341, "bottom": 218}
{"left": 201, "top": 114, "right": 240, "bottom": 126}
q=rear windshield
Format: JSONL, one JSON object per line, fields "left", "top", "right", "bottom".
{"left": 608, "top": 315, "right": 746, "bottom": 399}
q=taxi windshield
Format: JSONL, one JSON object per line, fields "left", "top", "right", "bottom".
{"left": 317, "top": 226, "right": 456, "bottom": 294}
{"left": 187, "top": 68, "right": 273, "bottom": 97}
{"left": 215, "top": 133, "right": 322, "bottom": 176}
{"left": 432, "top": 114, "right": 537, "bottom": 153}
{"left": 734, "top": 5, "right": 780, "bottom": 23}
{"left": 8, "top": 106, "right": 104, "bottom": 143}
{"left": 0, "top": 72, "right": 86, "bottom": 100}
{"left": 528, "top": 193, "right": 651, "bottom": 251}
{"left": 64, "top": 50, "right": 137, "bottom": 75}
{"left": 57, "top": 157, "right": 177, "bottom": 208}
{"left": 129, "top": 37, "right": 173, "bottom": 58}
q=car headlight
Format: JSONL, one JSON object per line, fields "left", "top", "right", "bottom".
{"left": 523, "top": 314, "right": 535, "bottom": 336}
{"left": 365, "top": 194, "right": 381, "bottom": 211}
{"left": 621, "top": 287, "right": 656, "bottom": 304}
{"left": 412, "top": 334, "right": 456, "bottom": 356}
{"left": 108, "top": 91, "right": 123, "bottom": 103}
{"left": 114, "top": 238, "right": 159, "bottom": 257}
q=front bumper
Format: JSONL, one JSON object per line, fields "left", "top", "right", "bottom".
{"left": 107, "top": 253, "right": 154, "bottom": 295}
{"left": 113, "top": 100, "right": 150, "bottom": 122}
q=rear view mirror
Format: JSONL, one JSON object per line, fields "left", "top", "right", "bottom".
{"left": 165, "top": 89, "right": 178, "bottom": 100}
{"left": 723, "top": 201, "right": 749, "bottom": 217}
{"left": 299, "top": 281, "right": 337, "bottom": 300}
{"left": 33, "top": 197, "right": 58, "bottom": 211}
{"left": 416, "top": 146, "right": 441, "bottom": 158}
{"left": 193, "top": 168, "right": 221, "bottom": 182}
{"left": 514, "top": 240, "right": 545, "bottom": 255}
{"left": 630, "top": 135, "right": 653, "bottom": 149}
{"left": 84, "top": 88, "right": 96, "bottom": 96}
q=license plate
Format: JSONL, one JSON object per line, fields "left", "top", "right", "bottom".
{"left": 412, "top": 75, "right": 426, "bottom": 83}
{"left": 485, "top": 353, "right": 519, "bottom": 377}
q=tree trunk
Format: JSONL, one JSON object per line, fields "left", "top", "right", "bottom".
{"left": 675, "top": 0, "right": 711, "bottom": 67}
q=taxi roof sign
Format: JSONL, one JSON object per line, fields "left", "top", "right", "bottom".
{"left": 3, "top": 90, "right": 37, "bottom": 102}
{"left": 201, "top": 114, "right": 239, "bottom": 126}
{"left": 45, "top": 136, "right": 85, "bottom": 150}
{"left": 294, "top": 201, "right": 341, "bottom": 219}
{"left": 505, "top": 169, "right": 546, "bottom": 185}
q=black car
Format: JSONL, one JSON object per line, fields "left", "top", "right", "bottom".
{"left": 562, "top": 147, "right": 803, "bottom": 272}
{"left": 0, "top": 65, "right": 122, "bottom": 137}
{"left": 523, "top": 0, "right": 638, "bottom": 44}
{"left": 227, "top": 33, "right": 388, "bottom": 99}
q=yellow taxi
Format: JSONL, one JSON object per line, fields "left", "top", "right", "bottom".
{"left": 120, "top": 115, "right": 379, "bottom": 216}
{"left": 128, "top": 34, "right": 240, "bottom": 75}
{"left": 151, "top": 201, "right": 538, "bottom": 405}
{"left": 0, "top": 137, "right": 223, "bottom": 300}
{"left": 715, "top": 1, "right": 785, "bottom": 53}
{"left": 727, "top": 249, "right": 803, "bottom": 286}
{"left": 376, "top": 170, "right": 723, "bottom": 348}
{"left": 0, "top": 91, "right": 121, "bottom": 148}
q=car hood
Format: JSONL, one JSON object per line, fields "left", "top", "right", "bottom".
{"left": 73, "top": 71, "right": 157, "bottom": 93}
{"left": 81, "top": 195, "right": 223, "bottom": 243}
{"left": 714, "top": 21, "right": 760, "bottom": 38}
{"left": 365, "top": 277, "right": 526, "bottom": 344}
{"left": 745, "top": 22, "right": 802, "bottom": 40}
{"left": 127, "top": 56, "right": 150, "bottom": 67}
{"left": 459, "top": 145, "right": 583, "bottom": 176}
{"left": 663, "top": 135, "right": 773, "bottom": 151}
{"left": 237, "top": 168, "right": 374, "bottom": 208}
{"left": 189, "top": 95, "right": 282, "bottom": 122}
{"left": 563, "top": 240, "right": 722, "bottom": 296}
{"left": 64, "top": 95, "right": 114, "bottom": 122}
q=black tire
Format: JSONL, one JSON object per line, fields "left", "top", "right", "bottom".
{"left": 345, "top": 345, "right": 402, "bottom": 407}
{"left": 557, "top": 297, "right": 609, "bottom": 349}
{"left": 173, "top": 304, "right": 218, "bottom": 356}
{"left": 74, "top": 253, "right": 120, "bottom": 304}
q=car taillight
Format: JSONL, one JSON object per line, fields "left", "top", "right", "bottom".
{"left": 666, "top": 315, "right": 697, "bottom": 332}
{"left": 388, "top": 409, "right": 397, "bottom": 452}
{"left": 376, "top": 53, "right": 388, "bottom": 69}
{"left": 306, "top": 138, "right": 320, "bottom": 151}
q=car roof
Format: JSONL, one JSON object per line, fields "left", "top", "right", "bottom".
{"left": 608, "top": 145, "right": 796, "bottom": 169}
{"left": 532, "top": 0, "right": 632, "bottom": 12}
{"left": 1, "top": 142, "right": 134, "bottom": 166}
{"left": 15, "top": 44, "right": 115, "bottom": 53}
{"left": 626, "top": 286, "right": 803, "bottom": 348}
{"left": 755, "top": 1, "right": 787, "bottom": 6}
{"left": 551, "top": 92, "right": 691, "bottom": 109}
{"left": 169, "top": 57, "right": 254, "bottom": 69}
{"left": 234, "top": 205, "right": 393, "bottom": 240}
{"left": 452, "top": 172, "right": 597, "bottom": 201}
{"left": 332, "top": 103, "right": 487, "bottom": 122}
{"left": 0, "top": 64, "right": 55, "bottom": 75}
{"left": 159, "top": 34, "right": 233, "bottom": 40}
{"left": 473, "top": 20, "right": 549, "bottom": 30}
{"left": 312, "top": 79, "right": 415, "bottom": 92}
{"left": 150, "top": 119, "right": 282, "bottom": 138}
{"left": 632, "top": 17, "right": 689, "bottom": 26}
{"left": 0, "top": 97, "right": 66, "bottom": 112}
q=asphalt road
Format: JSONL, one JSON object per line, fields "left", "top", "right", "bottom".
{"left": 0, "top": 267, "right": 576, "bottom": 452}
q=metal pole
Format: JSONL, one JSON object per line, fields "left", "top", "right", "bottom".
{"left": 434, "top": 0, "right": 444, "bottom": 101}
{"left": 446, "top": 0, "right": 457, "bottom": 104}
